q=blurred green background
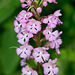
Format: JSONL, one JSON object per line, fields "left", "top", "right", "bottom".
{"left": 0, "top": 0, "right": 75, "bottom": 75}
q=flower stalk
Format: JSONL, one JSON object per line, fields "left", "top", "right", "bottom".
{"left": 14, "top": 0, "right": 63, "bottom": 75}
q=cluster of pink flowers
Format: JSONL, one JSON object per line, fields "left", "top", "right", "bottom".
{"left": 14, "top": 0, "right": 63, "bottom": 75}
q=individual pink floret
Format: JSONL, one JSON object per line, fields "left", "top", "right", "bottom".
{"left": 20, "top": 59, "right": 26, "bottom": 66}
{"left": 42, "top": 58, "right": 59, "bottom": 75}
{"left": 16, "top": 10, "right": 33, "bottom": 23}
{"left": 33, "top": 47, "right": 50, "bottom": 63}
{"left": 53, "top": 10, "right": 63, "bottom": 24}
{"left": 50, "top": 38, "right": 62, "bottom": 54}
{"left": 43, "top": 10, "right": 63, "bottom": 30}
{"left": 16, "top": 44, "right": 33, "bottom": 59}
{"left": 22, "top": 65, "right": 38, "bottom": 75}
{"left": 53, "top": 10, "right": 62, "bottom": 17}
{"left": 14, "top": 20, "right": 26, "bottom": 33}
{"left": 43, "top": 15, "right": 58, "bottom": 30}
{"left": 50, "top": 38, "right": 62, "bottom": 49}
{"left": 20, "top": 0, "right": 32, "bottom": 8}
{"left": 26, "top": 19, "right": 41, "bottom": 34}
{"left": 43, "top": 26, "right": 62, "bottom": 41}
{"left": 17, "top": 30, "right": 33, "bottom": 44}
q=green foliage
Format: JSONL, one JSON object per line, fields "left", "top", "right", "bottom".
{"left": 57, "top": 49, "right": 75, "bottom": 75}
{"left": 0, "top": 18, "right": 20, "bottom": 75}
{"left": 0, "top": 0, "right": 21, "bottom": 23}
{"left": 26, "top": 58, "right": 37, "bottom": 68}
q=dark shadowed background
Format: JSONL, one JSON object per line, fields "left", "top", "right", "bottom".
{"left": 0, "top": 0, "right": 75, "bottom": 75}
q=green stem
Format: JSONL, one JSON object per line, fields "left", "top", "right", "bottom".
{"left": 30, "top": 3, "right": 43, "bottom": 74}
{"left": 27, "top": 5, "right": 35, "bottom": 12}
{"left": 36, "top": 33, "right": 41, "bottom": 47}
{"left": 9, "top": 46, "right": 18, "bottom": 49}
{"left": 37, "top": 63, "right": 42, "bottom": 75}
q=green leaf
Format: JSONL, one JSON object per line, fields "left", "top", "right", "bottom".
{"left": 0, "top": 18, "right": 20, "bottom": 74}
{"left": 57, "top": 49, "right": 75, "bottom": 75}
{"left": 59, "top": 49, "right": 75, "bottom": 61}
{"left": 26, "top": 58, "right": 37, "bottom": 68}
{"left": 0, "top": 0, "right": 21, "bottom": 23}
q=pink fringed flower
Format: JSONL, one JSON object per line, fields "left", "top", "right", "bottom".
{"left": 17, "top": 31, "right": 33, "bottom": 44}
{"left": 42, "top": 58, "right": 59, "bottom": 75}
{"left": 26, "top": 19, "right": 41, "bottom": 34}
{"left": 53, "top": 10, "right": 63, "bottom": 25}
{"left": 43, "top": 26, "right": 61, "bottom": 41}
{"left": 43, "top": 10, "right": 62, "bottom": 30}
{"left": 50, "top": 37, "right": 62, "bottom": 54}
{"left": 33, "top": 47, "right": 50, "bottom": 63}
{"left": 14, "top": 20, "right": 26, "bottom": 33}
{"left": 16, "top": 44, "right": 33, "bottom": 59}
{"left": 22, "top": 65, "right": 38, "bottom": 75}
{"left": 20, "top": 0, "right": 32, "bottom": 8}
{"left": 43, "top": 15, "right": 58, "bottom": 30}
{"left": 16, "top": 10, "right": 33, "bottom": 23}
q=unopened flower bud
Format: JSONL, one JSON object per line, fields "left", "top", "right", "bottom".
{"left": 43, "top": 1, "right": 48, "bottom": 7}
{"left": 37, "top": 7, "right": 42, "bottom": 13}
